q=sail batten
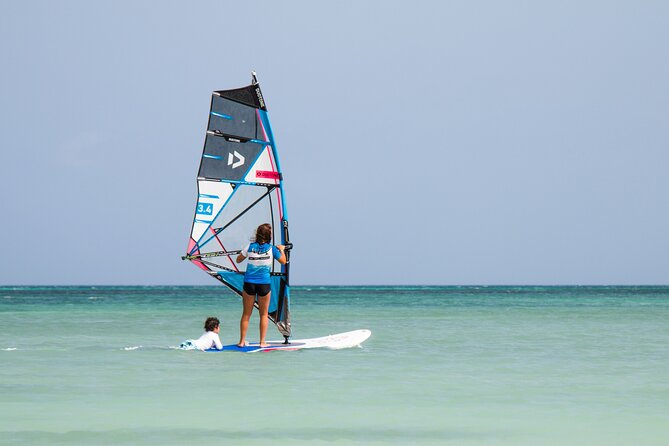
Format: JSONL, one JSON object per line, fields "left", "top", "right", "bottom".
{"left": 184, "top": 74, "right": 291, "bottom": 338}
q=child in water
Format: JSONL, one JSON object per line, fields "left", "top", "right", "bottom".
{"left": 180, "top": 317, "right": 223, "bottom": 351}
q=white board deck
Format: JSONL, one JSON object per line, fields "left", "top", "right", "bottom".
{"left": 206, "top": 329, "right": 371, "bottom": 353}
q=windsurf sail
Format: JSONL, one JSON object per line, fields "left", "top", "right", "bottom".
{"left": 182, "top": 72, "right": 292, "bottom": 339}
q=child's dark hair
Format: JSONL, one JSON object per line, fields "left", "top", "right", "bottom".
{"left": 204, "top": 317, "right": 220, "bottom": 332}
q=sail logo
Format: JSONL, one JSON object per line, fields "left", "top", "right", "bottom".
{"left": 196, "top": 202, "right": 214, "bottom": 215}
{"left": 255, "top": 87, "right": 265, "bottom": 108}
{"left": 227, "top": 151, "right": 245, "bottom": 169}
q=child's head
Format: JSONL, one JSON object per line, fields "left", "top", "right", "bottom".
{"left": 204, "top": 317, "right": 220, "bottom": 332}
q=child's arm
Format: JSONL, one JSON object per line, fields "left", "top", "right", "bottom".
{"left": 213, "top": 333, "right": 223, "bottom": 350}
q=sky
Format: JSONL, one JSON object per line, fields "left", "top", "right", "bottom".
{"left": 1, "top": 1, "right": 668, "bottom": 286}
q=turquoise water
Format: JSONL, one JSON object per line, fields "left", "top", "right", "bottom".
{"left": 1, "top": 286, "right": 668, "bottom": 445}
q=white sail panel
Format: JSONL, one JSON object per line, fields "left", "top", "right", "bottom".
{"left": 191, "top": 180, "right": 234, "bottom": 243}
{"left": 244, "top": 145, "right": 280, "bottom": 185}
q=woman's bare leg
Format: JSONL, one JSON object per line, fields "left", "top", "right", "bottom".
{"left": 238, "top": 292, "right": 255, "bottom": 347}
{"left": 257, "top": 292, "right": 271, "bottom": 347}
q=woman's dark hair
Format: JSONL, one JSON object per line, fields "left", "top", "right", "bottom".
{"left": 204, "top": 317, "right": 220, "bottom": 332}
{"left": 255, "top": 223, "right": 272, "bottom": 244}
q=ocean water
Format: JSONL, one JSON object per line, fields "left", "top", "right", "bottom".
{"left": 1, "top": 286, "right": 668, "bottom": 445}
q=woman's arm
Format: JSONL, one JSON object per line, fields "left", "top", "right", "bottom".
{"left": 276, "top": 245, "right": 287, "bottom": 265}
{"left": 236, "top": 253, "right": 246, "bottom": 263}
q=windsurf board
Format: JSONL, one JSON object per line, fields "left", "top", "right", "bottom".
{"left": 206, "top": 329, "right": 371, "bottom": 353}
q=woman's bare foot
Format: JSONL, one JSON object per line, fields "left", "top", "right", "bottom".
{"left": 236, "top": 341, "right": 247, "bottom": 348}
{"left": 259, "top": 343, "right": 270, "bottom": 348}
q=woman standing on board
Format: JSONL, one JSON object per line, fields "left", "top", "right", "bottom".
{"left": 236, "top": 223, "right": 287, "bottom": 348}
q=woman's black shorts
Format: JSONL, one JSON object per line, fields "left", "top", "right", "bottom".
{"left": 243, "top": 282, "right": 271, "bottom": 297}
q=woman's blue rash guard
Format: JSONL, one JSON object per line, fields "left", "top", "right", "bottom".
{"left": 241, "top": 242, "right": 282, "bottom": 284}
